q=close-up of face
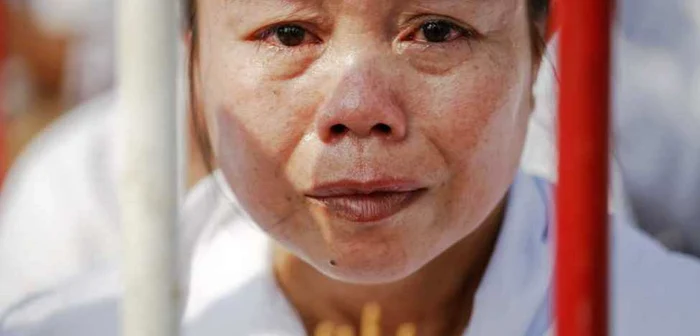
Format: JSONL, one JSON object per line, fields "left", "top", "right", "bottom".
{"left": 192, "top": 0, "right": 542, "bottom": 284}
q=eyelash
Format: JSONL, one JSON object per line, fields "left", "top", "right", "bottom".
{"left": 252, "top": 17, "right": 479, "bottom": 50}
{"left": 402, "top": 19, "right": 478, "bottom": 45}
{"left": 254, "top": 23, "right": 322, "bottom": 52}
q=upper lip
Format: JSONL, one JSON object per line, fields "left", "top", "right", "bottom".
{"left": 305, "top": 179, "right": 425, "bottom": 198}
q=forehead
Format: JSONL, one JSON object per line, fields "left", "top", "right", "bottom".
{"left": 222, "top": 0, "right": 491, "bottom": 5}
{"left": 215, "top": 0, "right": 517, "bottom": 14}
{"left": 202, "top": 0, "right": 522, "bottom": 29}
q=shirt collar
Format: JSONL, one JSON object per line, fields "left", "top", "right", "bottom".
{"left": 464, "top": 172, "right": 553, "bottom": 336}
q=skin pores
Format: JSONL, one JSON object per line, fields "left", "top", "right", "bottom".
{"left": 194, "top": 0, "right": 537, "bottom": 284}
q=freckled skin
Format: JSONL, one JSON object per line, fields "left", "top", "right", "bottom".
{"left": 195, "top": 0, "right": 537, "bottom": 284}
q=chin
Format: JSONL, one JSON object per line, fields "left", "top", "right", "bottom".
{"left": 319, "top": 263, "right": 419, "bottom": 285}
{"left": 301, "top": 216, "right": 443, "bottom": 284}
{"left": 311, "top": 246, "right": 425, "bottom": 285}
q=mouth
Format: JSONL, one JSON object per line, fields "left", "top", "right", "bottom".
{"left": 305, "top": 180, "right": 427, "bottom": 222}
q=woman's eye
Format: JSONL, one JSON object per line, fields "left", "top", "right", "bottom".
{"left": 412, "top": 20, "right": 469, "bottom": 43}
{"left": 262, "top": 24, "right": 318, "bottom": 47}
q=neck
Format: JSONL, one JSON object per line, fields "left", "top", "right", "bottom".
{"left": 274, "top": 201, "right": 505, "bottom": 336}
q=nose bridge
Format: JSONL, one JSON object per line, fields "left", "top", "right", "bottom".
{"left": 316, "top": 52, "right": 407, "bottom": 142}
{"left": 335, "top": 59, "right": 382, "bottom": 114}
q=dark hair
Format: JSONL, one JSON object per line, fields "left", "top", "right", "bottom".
{"left": 529, "top": 0, "right": 550, "bottom": 57}
{"left": 530, "top": 0, "right": 550, "bottom": 23}
{"left": 185, "top": 0, "right": 213, "bottom": 171}
{"left": 185, "top": 0, "right": 550, "bottom": 171}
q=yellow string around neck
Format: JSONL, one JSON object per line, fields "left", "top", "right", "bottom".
{"left": 314, "top": 321, "right": 336, "bottom": 336}
{"left": 361, "top": 302, "right": 381, "bottom": 336}
{"left": 395, "top": 323, "right": 417, "bottom": 336}
{"left": 336, "top": 325, "right": 356, "bottom": 336}
{"left": 313, "top": 302, "right": 417, "bottom": 336}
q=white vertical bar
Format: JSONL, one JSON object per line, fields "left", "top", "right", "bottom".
{"left": 118, "top": 0, "right": 180, "bottom": 335}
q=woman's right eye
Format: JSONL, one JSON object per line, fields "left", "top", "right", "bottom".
{"left": 259, "top": 24, "right": 320, "bottom": 48}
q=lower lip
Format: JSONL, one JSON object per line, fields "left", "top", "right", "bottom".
{"left": 308, "top": 190, "right": 425, "bottom": 223}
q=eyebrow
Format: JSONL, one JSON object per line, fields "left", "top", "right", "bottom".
{"left": 227, "top": 0, "right": 320, "bottom": 5}
{"left": 226, "top": 0, "right": 486, "bottom": 11}
{"left": 225, "top": 0, "right": 490, "bottom": 20}
{"left": 225, "top": 0, "right": 327, "bottom": 15}
{"left": 412, "top": 0, "right": 484, "bottom": 11}
{"left": 228, "top": 0, "right": 479, "bottom": 6}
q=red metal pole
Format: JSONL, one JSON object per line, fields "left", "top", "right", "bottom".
{"left": 556, "top": 0, "right": 612, "bottom": 335}
{"left": 546, "top": 0, "right": 560, "bottom": 40}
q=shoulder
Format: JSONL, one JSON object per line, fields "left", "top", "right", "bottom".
{"left": 0, "top": 185, "right": 274, "bottom": 335}
{"left": 0, "top": 94, "right": 116, "bottom": 209}
{"left": 0, "top": 95, "right": 119, "bottom": 310}
{"left": 0, "top": 268, "right": 121, "bottom": 336}
{"left": 611, "top": 217, "right": 700, "bottom": 336}
{"left": 526, "top": 173, "right": 700, "bottom": 335}
{"left": 0, "top": 94, "right": 117, "bottom": 216}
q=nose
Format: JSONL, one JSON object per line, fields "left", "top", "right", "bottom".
{"left": 315, "top": 63, "right": 407, "bottom": 143}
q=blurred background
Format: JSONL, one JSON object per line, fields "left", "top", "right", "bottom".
{"left": 0, "top": 0, "right": 699, "bottom": 315}
{"left": 1, "top": 0, "right": 113, "bottom": 166}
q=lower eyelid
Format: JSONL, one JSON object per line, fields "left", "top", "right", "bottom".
{"left": 257, "top": 41, "right": 321, "bottom": 57}
{"left": 399, "top": 39, "right": 474, "bottom": 54}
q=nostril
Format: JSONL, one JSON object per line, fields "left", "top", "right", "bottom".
{"left": 373, "top": 123, "right": 392, "bottom": 134}
{"left": 330, "top": 124, "right": 348, "bottom": 135}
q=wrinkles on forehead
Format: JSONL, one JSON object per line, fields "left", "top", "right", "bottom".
{"left": 214, "top": 0, "right": 522, "bottom": 33}
{"left": 223, "top": 0, "right": 498, "bottom": 5}
{"left": 220, "top": 0, "right": 518, "bottom": 10}
{"left": 219, "top": 0, "right": 519, "bottom": 13}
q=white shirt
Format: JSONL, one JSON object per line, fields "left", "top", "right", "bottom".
{"left": 0, "top": 46, "right": 188, "bottom": 310}
{"left": 0, "top": 94, "right": 197, "bottom": 311}
{"left": 3, "top": 172, "right": 700, "bottom": 336}
{"left": 0, "top": 93, "right": 195, "bottom": 312}
{"left": 0, "top": 95, "right": 120, "bottom": 312}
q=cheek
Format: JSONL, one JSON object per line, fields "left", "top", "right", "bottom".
{"left": 199, "top": 43, "right": 324, "bottom": 236}
{"left": 201, "top": 39, "right": 315, "bottom": 169}
{"left": 214, "top": 110, "right": 302, "bottom": 235}
{"left": 410, "top": 46, "right": 533, "bottom": 236}
{"left": 423, "top": 55, "right": 528, "bottom": 149}
{"left": 420, "top": 45, "right": 531, "bottom": 171}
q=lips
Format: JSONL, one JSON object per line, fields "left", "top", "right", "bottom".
{"left": 306, "top": 180, "right": 426, "bottom": 222}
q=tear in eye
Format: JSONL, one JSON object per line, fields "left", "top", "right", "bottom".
{"left": 415, "top": 20, "right": 466, "bottom": 43}
{"left": 275, "top": 25, "right": 307, "bottom": 47}
{"left": 258, "top": 24, "right": 321, "bottom": 48}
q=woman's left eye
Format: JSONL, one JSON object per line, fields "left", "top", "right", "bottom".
{"left": 410, "top": 20, "right": 471, "bottom": 43}
{"left": 258, "top": 24, "right": 321, "bottom": 48}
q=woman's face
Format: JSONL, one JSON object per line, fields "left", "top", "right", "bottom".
{"left": 195, "top": 0, "right": 538, "bottom": 284}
